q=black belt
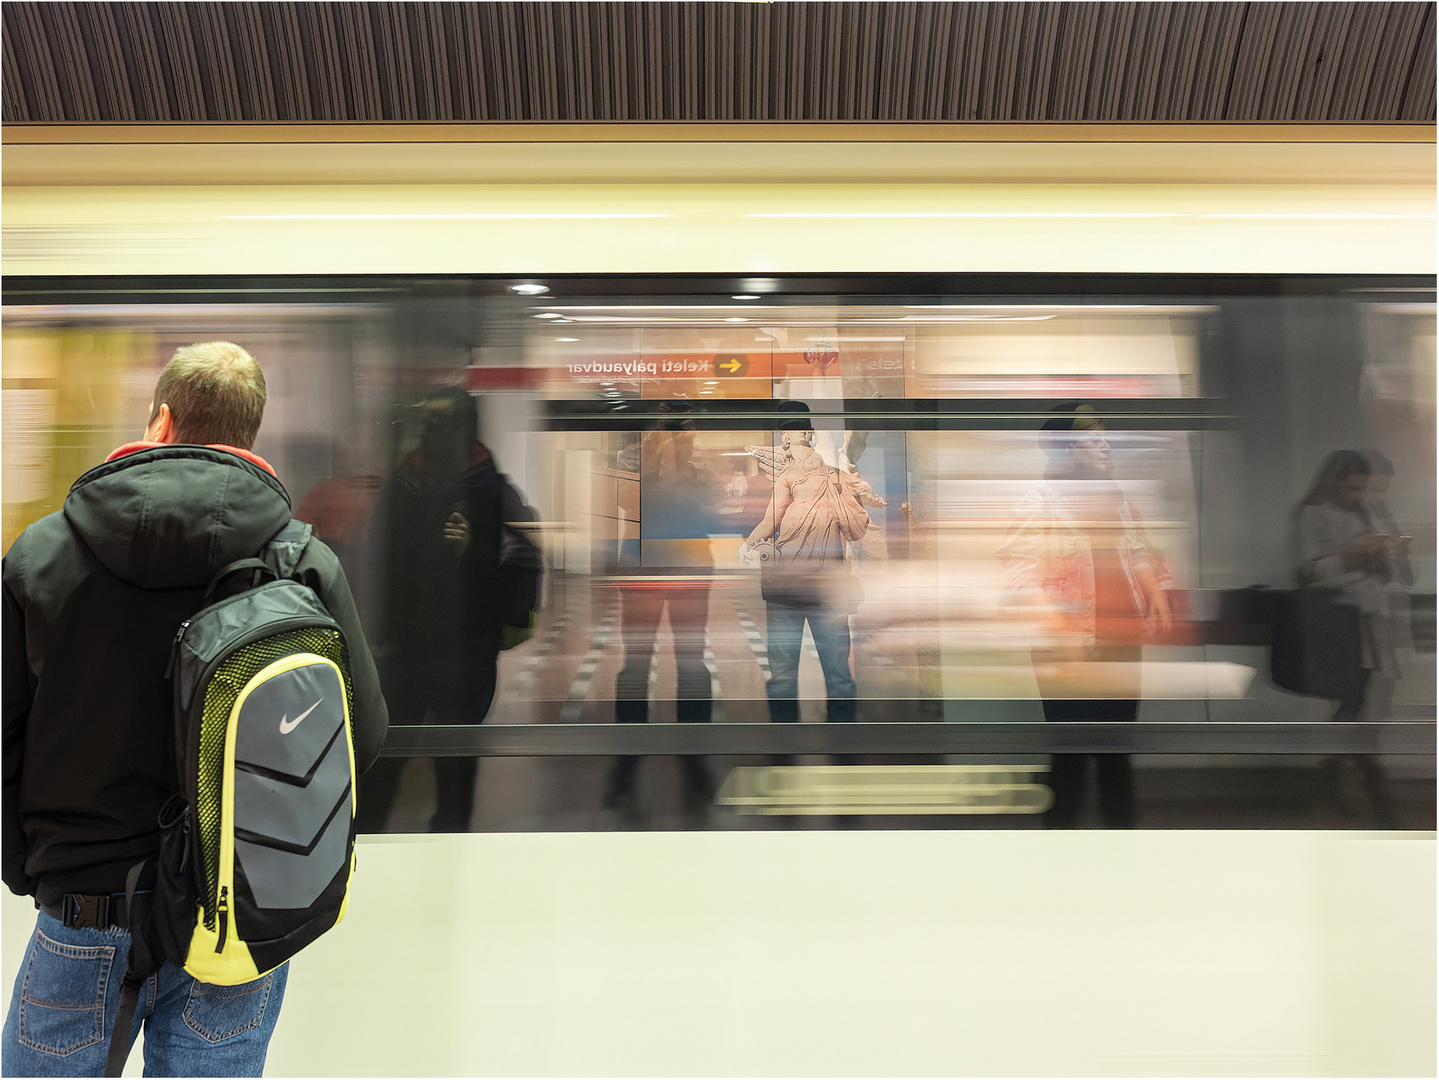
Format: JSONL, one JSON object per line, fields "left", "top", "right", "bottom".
{"left": 41, "top": 892, "right": 139, "bottom": 931}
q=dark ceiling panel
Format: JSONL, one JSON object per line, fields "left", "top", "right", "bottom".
{"left": 2, "top": 1, "right": 1434, "bottom": 124}
{"left": 6, "top": 3, "right": 64, "bottom": 122}
{"left": 116, "top": 2, "right": 170, "bottom": 121}
{"left": 1400, "top": 3, "right": 1436, "bottom": 121}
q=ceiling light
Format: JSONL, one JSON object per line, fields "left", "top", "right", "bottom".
{"left": 725, "top": 317, "right": 748, "bottom": 323}
{"left": 732, "top": 294, "right": 762, "bottom": 300}
{"left": 510, "top": 283, "right": 550, "bottom": 295}
{"left": 555, "top": 336, "right": 579, "bottom": 342}
{"left": 227, "top": 213, "right": 667, "bottom": 220}
{"left": 535, "top": 312, "right": 563, "bottom": 319}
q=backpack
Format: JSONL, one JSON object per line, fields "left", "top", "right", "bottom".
{"left": 497, "top": 479, "right": 543, "bottom": 651}
{"left": 105, "top": 520, "right": 357, "bottom": 1075}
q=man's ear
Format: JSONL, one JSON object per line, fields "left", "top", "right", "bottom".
{"left": 144, "top": 402, "right": 177, "bottom": 444}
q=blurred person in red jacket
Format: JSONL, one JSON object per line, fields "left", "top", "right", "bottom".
{"left": 998, "top": 404, "right": 1173, "bottom": 828}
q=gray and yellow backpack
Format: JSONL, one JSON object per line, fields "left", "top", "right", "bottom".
{"left": 105, "top": 520, "right": 357, "bottom": 1075}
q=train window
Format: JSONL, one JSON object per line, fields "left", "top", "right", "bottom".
{"left": 522, "top": 303, "right": 1204, "bottom": 401}
{"left": 3, "top": 277, "right": 1433, "bottom": 832}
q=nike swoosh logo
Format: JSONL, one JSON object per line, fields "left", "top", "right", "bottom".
{"left": 279, "top": 699, "right": 323, "bottom": 735}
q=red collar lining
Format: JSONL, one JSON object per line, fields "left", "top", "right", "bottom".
{"left": 105, "top": 441, "right": 277, "bottom": 477}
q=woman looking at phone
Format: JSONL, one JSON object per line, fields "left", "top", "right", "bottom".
{"left": 1295, "top": 449, "right": 1411, "bottom": 722}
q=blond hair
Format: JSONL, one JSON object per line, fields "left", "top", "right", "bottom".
{"left": 148, "top": 342, "right": 267, "bottom": 449}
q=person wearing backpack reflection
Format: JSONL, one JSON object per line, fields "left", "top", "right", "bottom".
{"left": 357, "top": 386, "right": 534, "bottom": 833}
{"left": 2, "top": 343, "right": 388, "bottom": 1077}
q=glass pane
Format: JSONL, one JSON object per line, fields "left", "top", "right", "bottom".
{"left": 4, "top": 279, "right": 1432, "bottom": 833}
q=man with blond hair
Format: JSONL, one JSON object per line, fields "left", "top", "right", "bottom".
{"left": 2, "top": 342, "right": 388, "bottom": 1076}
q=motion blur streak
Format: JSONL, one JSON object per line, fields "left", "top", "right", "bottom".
{"left": 5, "top": 286, "right": 1432, "bottom": 744}
{"left": 716, "top": 765, "right": 1055, "bottom": 815}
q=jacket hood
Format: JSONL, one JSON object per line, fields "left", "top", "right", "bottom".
{"left": 63, "top": 445, "right": 292, "bottom": 589}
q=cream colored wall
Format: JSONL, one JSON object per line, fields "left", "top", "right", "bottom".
{"left": 7, "top": 122, "right": 1436, "bottom": 187}
{"left": 4, "top": 831, "right": 1432, "bottom": 1077}
{"left": 3, "top": 124, "right": 1433, "bottom": 277}
{"left": 4, "top": 180, "right": 1433, "bottom": 277}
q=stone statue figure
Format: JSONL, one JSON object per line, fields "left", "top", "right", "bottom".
{"left": 737, "top": 402, "right": 885, "bottom": 731}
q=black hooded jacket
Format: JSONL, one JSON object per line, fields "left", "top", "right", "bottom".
{"left": 364, "top": 445, "right": 523, "bottom": 655}
{"left": 2, "top": 445, "right": 388, "bottom": 902}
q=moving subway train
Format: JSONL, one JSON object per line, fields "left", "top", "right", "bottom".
{"left": 4, "top": 273, "right": 1434, "bottom": 827}
{"left": 3, "top": 125, "right": 1435, "bottom": 1075}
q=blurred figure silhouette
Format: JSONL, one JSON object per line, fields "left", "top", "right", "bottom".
{"left": 1361, "top": 450, "right": 1415, "bottom": 723}
{"left": 998, "top": 404, "right": 1173, "bottom": 828}
{"left": 1294, "top": 450, "right": 1411, "bottom": 721}
{"left": 294, "top": 443, "right": 382, "bottom": 580}
{"left": 356, "top": 386, "right": 531, "bottom": 832}
{"left": 604, "top": 401, "right": 719, "bottom": 815}
{"left": 1292, "top": 449, "right": 1409, "bottom": 826}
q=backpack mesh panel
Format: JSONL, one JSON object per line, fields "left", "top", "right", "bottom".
{"left": 195, "top": 627, "right": 352, "bottom": 927}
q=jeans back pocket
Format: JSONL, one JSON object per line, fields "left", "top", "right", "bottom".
{"left": 17, "top": 931, "right": 116, "bottom": 1056}
{"left": 182, "top": 973, "right": 276, "bottom": 1043}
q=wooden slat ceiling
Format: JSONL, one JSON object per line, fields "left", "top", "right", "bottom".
{"left": 4, "top": 1, "right": 1434, "bottom": 125}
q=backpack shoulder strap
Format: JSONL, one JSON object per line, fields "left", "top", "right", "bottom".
{"left": 262, "top": 519, "right": 313, "bottom": 579}
{"left": 204, "top": 558, "right": 275, "bottom": 602}
{"left": 201, "top": 519, "right": 310, "bottom": 604}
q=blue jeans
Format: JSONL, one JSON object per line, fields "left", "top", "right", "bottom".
{"left": 2, "top": 912, "right": 286, "bottom": 1077}
{"left": 764, "top": 600, "right": 856, "bottom": 724}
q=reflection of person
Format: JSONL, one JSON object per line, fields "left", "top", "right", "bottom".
{"left": 357, "top": 386, "right": 526, "bottom": 832}
{"left": 997, "top": 404, "right": 1172, "bottom": 828}
{"left": 605, "top": 402, "right": 717, "bottom": 812}
{"left": 1293, "top": 449, "right": 1408, "bottom": 826}
{"left": 1295, "top": 450, "right": 1410, "bottom": 721}
{"left": 740, "top": 402, "right": 882, "bottom": 728}
{"left": 2, "top": 343, "right": 387, "bottom": 1074}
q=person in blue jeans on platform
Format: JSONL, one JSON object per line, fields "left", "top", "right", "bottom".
{"left": 5, "top": 914, "right": 286, "bottom": 1077}
{"left": 739, "top": 402, "right": 883, "bottom": 735}
{"left": 2, "top": 343, "right": 387, "bottom": 1076}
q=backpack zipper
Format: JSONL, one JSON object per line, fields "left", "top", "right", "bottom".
{"left": 215, "top": 886, "right": 229, "bottom": 952}
{"left": 164, "top": 620, "right": 192, "bottom": 679}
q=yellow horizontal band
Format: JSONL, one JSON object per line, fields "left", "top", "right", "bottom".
{"left": 5, "top": 121, "right": 1435, "bottom": 146}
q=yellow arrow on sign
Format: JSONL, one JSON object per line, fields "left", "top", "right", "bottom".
{"left": 713, "top": 353, "right": 749, "bottom": 377}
